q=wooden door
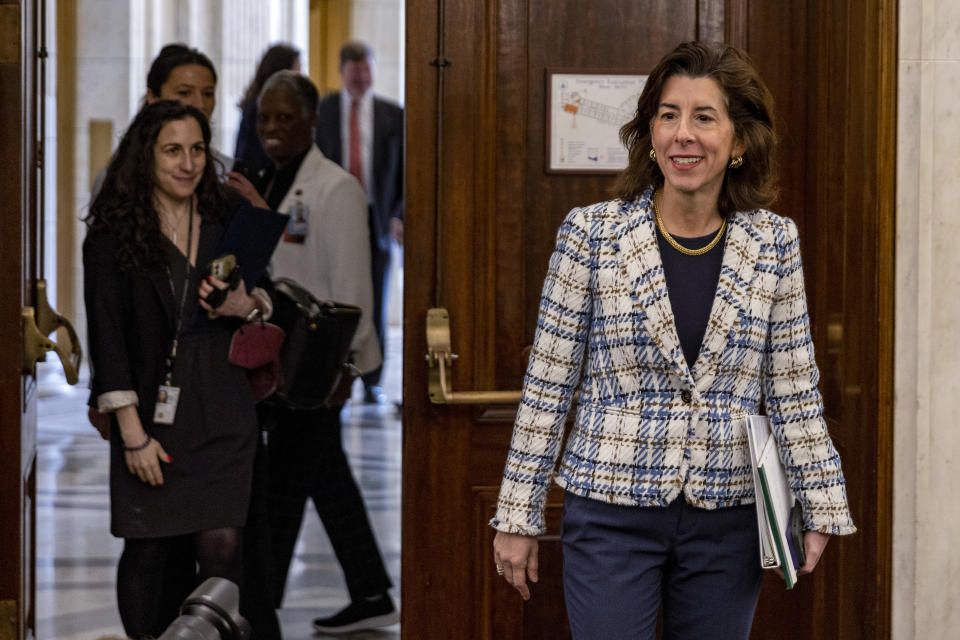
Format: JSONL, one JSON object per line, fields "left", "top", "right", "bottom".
{"left": 742, "top": 1, "right": 896, "bottom": 638}
{"left": 0, "top": 1, "right": 41, "bottom": 638}
{"left": 402, "top": 1, "right": 894, "bottom": 638}
{"left": 0, "top": 2, "right": 77, "bottom": 639}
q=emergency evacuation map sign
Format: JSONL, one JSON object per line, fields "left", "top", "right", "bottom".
{"left": 547, "top": 70, "right": 647, "bottom": 173}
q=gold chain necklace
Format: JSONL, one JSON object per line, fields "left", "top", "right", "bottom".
{"left": 652, "top": 189, "right": 726, "bottom": 256}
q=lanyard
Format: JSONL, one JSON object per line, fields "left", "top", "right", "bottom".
{"left": 161, "top": 199, "right": 195, "bottom": 386}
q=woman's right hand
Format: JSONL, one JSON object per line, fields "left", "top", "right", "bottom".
{"left": 224, "top": 171, "right": 269, "bottom": 209}
{"left": 115, "top": 405, "right": 171, "bottom": 487}
{"left": 199, "top": 276, "right": 256, "bottom": 318}
{"left": 493, "top": 531, "right": 539, "bottom": 600}
{"left": 123, "top": 438, "right": 172, "bottom": 487}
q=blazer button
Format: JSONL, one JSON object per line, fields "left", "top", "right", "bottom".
{"left": 680, "top": 389, "right": 693, "bottom": 403}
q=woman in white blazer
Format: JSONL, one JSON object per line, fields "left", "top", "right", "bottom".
{"left": 243, "top": 71, "right": 397, "bottom": 635}
{"left": 491, "top": 42, "right": 855, "bottom": 639}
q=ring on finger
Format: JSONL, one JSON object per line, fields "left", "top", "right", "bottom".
{"left": 496, "top": 565, "right": 505, "bottom": 576}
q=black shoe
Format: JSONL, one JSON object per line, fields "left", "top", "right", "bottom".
{"left": 312, "top": 595, "right": 399, "bottom": 634}
{"left": 363, "top": 385, "right": 387, "bottom": 404}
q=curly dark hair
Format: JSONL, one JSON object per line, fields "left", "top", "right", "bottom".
{"left": 614, "top": 41, "right": 778, "bottom": 216}
{"left": 240, "top": 43, "right": 300, "bottom": 107}
{"left": 85, "top": 100, "right": 229, "bottom": 272}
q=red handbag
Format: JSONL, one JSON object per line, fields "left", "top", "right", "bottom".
{"left": 228, "top": 321, "right": 285, "bottom": 402}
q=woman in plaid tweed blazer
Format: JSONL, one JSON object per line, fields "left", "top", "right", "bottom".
{"left": 491, "top": 42, "right": 855, "bottom": 638}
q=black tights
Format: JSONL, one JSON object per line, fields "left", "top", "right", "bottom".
{"left": 117, "top": 527, "right": 243, "bottom": 639}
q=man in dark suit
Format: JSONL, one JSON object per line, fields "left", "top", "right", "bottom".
{"left": 315, "top": 40, "right": 403, "bottom": 404}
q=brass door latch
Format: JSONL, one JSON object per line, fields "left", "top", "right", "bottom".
{"left": 425, "top": 308, "right": 521, "bottom": 405}
{"left": 22, "top": 279, "right": 81, "bottom": 384}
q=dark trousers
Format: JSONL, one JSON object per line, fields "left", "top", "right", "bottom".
{"left": 362, "top": 224, "right": 391, "bottom": 390}
{"left": 116, "top": 537, "right": 195, "bottom": 638}
{"left": 562, "top": 492, "right": 763, "bottom": 640}
{"left": 266, "top": 405, "right": 392, "bottom": 606}
{"left": 118, "top": 528, "right": 245, "bottom": 639}
{"left": 240, "top": 432, "right": 282, "bottom": 639}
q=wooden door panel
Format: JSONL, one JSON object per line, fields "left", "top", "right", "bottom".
{"left": 405, "top": 1, "right": 708, "bottom": 637}
{"left": 510, "top": 1, "right": 701, "bottom": 370}
{"left": 476, "top": 489, "right": 568, "bottom": 640}
{"left": 0, "top": 1, "right": 42, "bottom": 639}
{"left": 746, "top": 1, "right": 895, "bottom": 638}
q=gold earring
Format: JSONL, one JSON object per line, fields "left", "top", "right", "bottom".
{"left": 729, "top": 155, "right": 744, "bottom": 169}
{"left": 649, "top": 148, "right": 657, "bottom": 161}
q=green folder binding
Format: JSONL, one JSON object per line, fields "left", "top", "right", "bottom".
{"left": 745, "top": 415, "right": 801, "bottom": 590}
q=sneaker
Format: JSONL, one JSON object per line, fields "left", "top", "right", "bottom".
{"left": 312, "top": 595, "right": 399, "bottom": 634}
{"left": 363, "top": 385, "right": 387, "bottom": 404}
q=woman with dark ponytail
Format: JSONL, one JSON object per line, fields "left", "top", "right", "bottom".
{"left": 233, "top": 43, "right": 301, "bottom": 176}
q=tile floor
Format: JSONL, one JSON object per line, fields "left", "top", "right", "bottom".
{"left": 35, "top": 328, "right": 403, "bottom": 639}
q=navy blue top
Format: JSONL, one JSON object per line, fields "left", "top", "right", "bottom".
{"left": 234, "top": 100, "right": 270, "bottom": 178}
{"left": 656, "top": 225, "right": 727, "bottom": 368}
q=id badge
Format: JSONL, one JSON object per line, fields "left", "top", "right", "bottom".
{"left": 153, "top": 385, "right": 181, "bottom": 425}
{"left": 283, "top": 198, "right": 309, "bottom": 244}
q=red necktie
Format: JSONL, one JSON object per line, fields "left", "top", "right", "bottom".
{"left": 349, "top": 98, "right": 363, "bottom": 187}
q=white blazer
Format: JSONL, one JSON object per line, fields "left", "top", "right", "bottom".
{"left": 269, "top": 145, "right": 381, "bottom": 374}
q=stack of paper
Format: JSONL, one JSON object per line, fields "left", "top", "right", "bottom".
{"left": 744, "top": 415, "right": 805, "bottom": 589}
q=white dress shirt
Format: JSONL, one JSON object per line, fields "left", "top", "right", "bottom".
{"left": 339, "top": 88, "right": 374, "bottom": 199}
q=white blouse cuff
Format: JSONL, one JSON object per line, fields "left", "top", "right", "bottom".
{"left": 250, "top": 287, "right": 274, "bottom": 321}
{"left": 97, "top": 390, "right": 139, "bottom": 412}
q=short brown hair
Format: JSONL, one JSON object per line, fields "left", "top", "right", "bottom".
{"left": 339, "top": 40, "right": 373, "bottom": 67}
{"left": 614, "top": 41, "right": 778, "bottom": 215}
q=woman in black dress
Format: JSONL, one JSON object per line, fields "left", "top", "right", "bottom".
{"left": 84, "top": 100, "right": 270, "bottom": 638}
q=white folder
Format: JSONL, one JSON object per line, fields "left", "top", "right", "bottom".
{"left": 744, "top": 414, "right": 800, "bottom": 589}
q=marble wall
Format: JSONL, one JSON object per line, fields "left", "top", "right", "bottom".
{"left": 351, "top": 0, "right": 405, "bottom": 104}
{"left": 894, "top": 0, "right": 960, "bottom": 637}
{"left": 72, "top": 0, "right": 309, "bottom": 184}
{"left": 349, "top": 0, "right": 405, "bottom": 327}
{"left": 65, "top": 0, "right": 310, "bottom": 350}
{"left": 68, "top": 0, "right": 137, "bottom": 355}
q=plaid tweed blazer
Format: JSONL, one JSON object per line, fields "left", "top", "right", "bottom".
{"left": 491, "top": 188, "right": 855, "bottom": 537}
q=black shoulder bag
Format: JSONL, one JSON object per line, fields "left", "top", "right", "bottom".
{"left": 270, "top": 277, "right": 362, "bottom": 410}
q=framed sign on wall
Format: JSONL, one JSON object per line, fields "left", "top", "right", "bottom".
{"left": 546, "top": 69, "right": 647, "bottom": 174}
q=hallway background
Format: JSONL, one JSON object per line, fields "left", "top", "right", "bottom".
{"left": 52, "top": 0, "right": 404, "bottom": 361}
{"left": 35, "top": 327, "right": 402, "bottom": 638}
{"left": 35, "top": 0, "right": 406, "bottom": 637}
{"left": 16, "top": 0, "right": 960, "bottom": 637}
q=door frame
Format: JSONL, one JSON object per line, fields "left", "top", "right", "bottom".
{"left": 0, "top": 1, "right": 43, "bottom": 638}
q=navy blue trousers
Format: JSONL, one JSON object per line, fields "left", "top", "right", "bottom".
{"left": 562, "top": 492, "right": 763, "bottom": 640}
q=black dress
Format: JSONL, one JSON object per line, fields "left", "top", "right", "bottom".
{"left": 108, "top": 227, "right": 258, "bottom": 539}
